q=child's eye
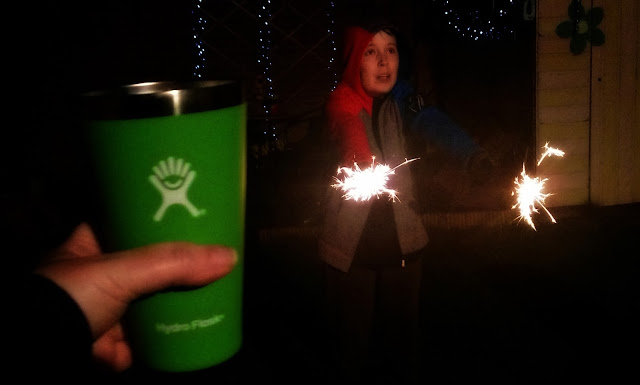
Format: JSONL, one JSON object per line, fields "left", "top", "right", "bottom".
{"left": 388, "top": 48, "right": 396, "bottom": 54}
{"left": 364, "top": 49, "right": 375, "bottom": 56}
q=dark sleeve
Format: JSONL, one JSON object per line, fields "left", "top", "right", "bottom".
{"left": 14, "top": 274, "right": 94, "bottom": 378}
{"left": 410, "top": 106, "right": 482, "bottom": 161}
{"left": 390, "top": 79, "right": 484, "bottom": 163}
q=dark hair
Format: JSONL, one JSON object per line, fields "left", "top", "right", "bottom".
{"left": 364, "top": 21, "right": 398, "bottom": 37}
{"left": 344, "top": 6, "right": 398, "bottom": 37}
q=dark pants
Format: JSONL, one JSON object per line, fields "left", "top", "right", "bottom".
{"left": 323, "top": 257, "right": 423, "bottom": 384}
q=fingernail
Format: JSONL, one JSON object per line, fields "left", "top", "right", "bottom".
{"left": 228, "top": 248, "right": 238, "bottom": 265}
{"left": 214, "top": 246, "right": 238, "bottom": 265}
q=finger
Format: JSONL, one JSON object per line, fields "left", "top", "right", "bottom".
{"left": 101, "top": 243, "right": 238, "bottom": 302}
{"left": 92, "top": 324, "right": 132, "bottom": 372}
{"left": 51, "top": 222, "right": 102, "bottom": 260}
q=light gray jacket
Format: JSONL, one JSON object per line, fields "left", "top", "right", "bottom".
{"left": 318, "top": 96, "right": 429, "bottom": 272}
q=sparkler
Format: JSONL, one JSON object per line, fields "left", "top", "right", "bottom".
{"left": 537, "top": 142, "right": 565, "bottom": 166}
{"left": 512, "top": 142, "right": 565, "bottom": 230}
{"left": 332, "top": 157, "right": 419, "bottom": 202}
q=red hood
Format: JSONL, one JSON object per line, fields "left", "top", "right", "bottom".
{"left": 339, "top": 26, "right": 375, "bottom": 115}
{"left": 325, "top": 26, "right": 375, "bottom": 166}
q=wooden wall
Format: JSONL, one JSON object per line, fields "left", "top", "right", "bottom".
{"left": 536, "top": 0, "right": 640, "bottom": 207}
{"left": 590, "top": 0, "right": 640, "bottom": 205}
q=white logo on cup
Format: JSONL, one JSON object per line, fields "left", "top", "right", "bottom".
{"left": 149, "top": 157, "right": 205, "bottom": 221}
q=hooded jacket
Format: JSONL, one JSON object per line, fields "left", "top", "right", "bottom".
{"left": 325, "top": 26, "right": 375, "bottom": 166}
{"left": 318, "top": 26, "right": 429, "bottom": 272}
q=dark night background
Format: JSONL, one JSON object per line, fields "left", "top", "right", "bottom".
{"left": 6, "top": 1, "right": 196, "bottom": 266}
{"left": 6, "top": 0, "right": 538, "bottom": 269}
{"left": 5, "top": 1, "right": 637, "bottom": 383}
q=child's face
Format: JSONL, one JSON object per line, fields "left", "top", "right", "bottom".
{"left": 360, "top": 31, "right": 399, "bottom": 97}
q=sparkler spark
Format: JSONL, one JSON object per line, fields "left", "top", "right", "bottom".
{"left": 537, "top": 142, "right": 565, "bottom": 166}
{"left": 332, "top": 157, "right": 419, "bottom": 202}
{"left": 512, "top": 142, "right": 565, "bottom": 230}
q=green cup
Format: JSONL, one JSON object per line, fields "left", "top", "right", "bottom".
{"left": 81, "top": 81, "right": 246, "bottom": 372}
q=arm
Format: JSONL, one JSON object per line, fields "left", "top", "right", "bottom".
{"left": 326, "top": 111, "right": 373, "bottom": 167}
{"left": 18, "top": 274, "right": 94, "bottom": 378}
{"left": 391, "top": 80, "right": 493, "bottom": 179}
{"left": 325, "top": 84, "right": 373, "bottom": 167}
{"left": 410, "top": 105, "right": 482, "bottom": 162}
{"left": 391, "top": 79, "right": 482, "bottom": 162}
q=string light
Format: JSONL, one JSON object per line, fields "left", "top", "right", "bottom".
{"left": 258, "top": 0, "right": 277, "bottom": 144}
{"left": 432, "top": 0, "right": 519, "bottom": 41}
{"left": 327, "top": 0, "right": 337, "bottom": 91}
{"left": 192, "top": 0, "right": 206, "bottom": 78}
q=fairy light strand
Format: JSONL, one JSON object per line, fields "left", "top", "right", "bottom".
{"left": 432, "top": 0, "right": 518, "bottom": 41}
{"left": 327, "top": 0, "right": 338, "bottom": 90}
{"left": 258, "top": 0, "right": 277, "bottom": 144}
{"left": 192, "top": 0, "right": 207, "bottom": 78}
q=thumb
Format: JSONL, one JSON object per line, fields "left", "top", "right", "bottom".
{"left": 38, "top": 242, "right": 238, "bottom": 338}
{"left": 106, "top": 242, "right": 238, "bottom": 300}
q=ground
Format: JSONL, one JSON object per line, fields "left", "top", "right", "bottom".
{"left": 118, "top": 192, "right": 638, "bottom": 384}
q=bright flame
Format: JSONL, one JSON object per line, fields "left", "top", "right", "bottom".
{"left": 332, "top": 157, "right": 419, "bottom": 202}
{"left": 512, "top": 142, "right": 565, "bottom": 230}
{"left": 537, "top": 142, "right": 565, "bottom": 166}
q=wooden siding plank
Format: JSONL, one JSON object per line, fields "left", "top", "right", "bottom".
{"left": 538, "top": 52, "right": 591, "bottom": 72}
{"left": 538, "top": 36, "right": 573, "bottom": 54}
{"left": 538, "top": 71, "right": 590, "bottom": 89}
{"left": 591, "top": 0, "right": 622, "bottom": 205}
{"left": 634, "top": 0, "right": 640, "bottom": 202}
{"left": 617, "top": 0, "right": 640, "bottom": 204}
{"left": 537, "top": 149, "right": 589, "bottom": 174}
{"left": 538, "top": 121, "right": 590, "bottom": 140}
{"left": 543, "top": 171, "right": 590, "bottom": 190}
{"left": 538, "top": 87, "right": 590, "bottom": 107}
{"left": 545, "top": 187, "right": 590, "bottom": 207}
{"left": 538, "top": 104, "right": 590, "bottom": 123}
{"left": 538, "top": 17, "right": 567, "bottom": 36}
{"left": 538, "top": 0, "right": 572, "bottom": 18}
{"left": 540, "top": 136, "right": 589, "bottom": 156}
